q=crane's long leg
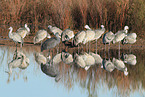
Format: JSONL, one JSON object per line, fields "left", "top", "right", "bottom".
{"left": 16, "top": 43, "right": 18, "bottom": 49}
{"left": 118, "top": 42, "right": 120, "bottom": 59}
{"left": 89, "top": 41, "right": 91, "bottom": 53}
{"left": 57, "top": 44, "right": 59, "bottom": 54}
{"left": 129, "top": 44, "right": 131, "bottom": 53}
{"left": 96, "top": 39, "right": 97, "bottom": 54}
{"left": 78, "top": 44, "right": 80, "bottom": 54}
{"left": 108, "top": 43, "right": 110, "bottom": 59}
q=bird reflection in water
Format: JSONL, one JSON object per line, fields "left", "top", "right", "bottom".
{"left": 6, "top": 48, "right": 29, "bottom": 83}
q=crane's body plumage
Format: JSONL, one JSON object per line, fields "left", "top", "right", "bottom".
{"left": 41, "top": 33, "right": 60, "bottom": 52}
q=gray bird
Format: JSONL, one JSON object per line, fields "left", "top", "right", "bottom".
{"left": 8, "top": 27, "right": 23, "bottom": 48}
{"left": 48, "top": 25, "right": 62, "bottom": 38}
{"left": 41, "top": 33, "right": 60, "bottom": 52}
{"left": 41, "top": 63, "right": 61, "bottom": 82}
{"left": 33, "top": 29, "right": 51, "bottom": 45}
{"left": 16, "top": 24, "right": 30, "bottom": 39}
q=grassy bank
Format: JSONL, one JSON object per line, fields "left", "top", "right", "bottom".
{"left": 0, "top": 0, "right": 145, "bottom": 37}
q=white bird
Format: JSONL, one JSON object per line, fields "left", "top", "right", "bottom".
{"left": 16, "top": 24, "right": 30, "bottom": 39}
{"left": 48, "top": 25, "right": 62, "bottom": 37}
{"left": 83, "top": 26, "right": 95, "bottom": 44}
{"left": 73, "top": 31, "right": 86, "bottom": 46}
{"left": 74, "top": 53, "right": 86, "bottom": 69}
{"left": 34, "top": 52, "right": 49, "bottom": 65}
{"left": 112, "top": 58, "right": 128, "bottom": 76}
{"left": 85, "top": 25, "right": 105, "bottom": 53}
{"left": 94, "top": 25, "right": 105, "bottom": 40}
{"left": 7, "top": 50, "right": 29, "bottom": 75}
{"left": 89, "top": 52, "right": 103, "bottom": 65}
{"left": 8, "top": 27, "right": 23, "bottom": 48}
{"left": 113, "top": 26, "right": 129, "bottom": 59}
{"left": 123, "top": 33, "right": 137, "bottom": 44}
{"left": 103, "top": 31, "right": 115, "bottom": 44}
{"left": 52, "top": 53, "right": 62, "bottom": 65}
{"left": 80, "top": 52, "right": 95, "bottom": 70}
{"left": 7, "top": 56, "right": 23, "bottom": 76}
{"left": 113, "top": 26, "right": 129, "bottom": 44}
{"left": 103, "top": 31, "right": 115, "bottom": 56}
{"left": 33, "top": 30, "right": 51, "bottom": 44}
{"left": 102, "top": 59, "right": 115, "bottom": 72}
{"left": 74, "top": 52, "right": 95, "bottom": 70}
{"left": 61, "top": 28, "right": 74, "bottom": 43}
{"left": 122, "top": 54, "right": 137, "bottom": 65}
{"left": 83, "top": 26, "right": 95, "bottom": 52}
{"left": 13, "top": 49, "right": 29, "bottom": 69}
{"left": 61, "top": 51, "right": 73, "bottom": 64}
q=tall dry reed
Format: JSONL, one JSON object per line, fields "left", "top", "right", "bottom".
{"left": 0, "top": 0, "right": 145, "bottom": 37}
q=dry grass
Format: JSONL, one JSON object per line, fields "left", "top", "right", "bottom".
{"left": 0, "top": 0, "right": 145, "bottom": 37}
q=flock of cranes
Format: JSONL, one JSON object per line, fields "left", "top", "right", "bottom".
{"left": 8, "top": 24, "right": 137, "bottom": 52}
{"left": 7, "top": 23, "right": 137, "bottom": 79}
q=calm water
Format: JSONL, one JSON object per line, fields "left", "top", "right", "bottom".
{"left": 0, "top": 45, "right": 145, "bottom": 97}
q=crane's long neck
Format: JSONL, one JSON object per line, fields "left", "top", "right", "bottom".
{"left": 102, "top": 27, "right": 105, "bottom": 32}
{"left": 25, "top": 25, "right": 30, "bottom": 33}
{"left": 9, "top": 28, "right": 13, "bottom": 38}
{"left": 125, "top": 30, "right": 128, "bottom": 34}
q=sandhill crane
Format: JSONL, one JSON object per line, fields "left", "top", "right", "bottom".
{"left": 33, "top": 30, "right": 51, "bottom": 45}
{"left": 112, "top": 58, "right": 128, "bottom": 76}
{"left": 84, "top": 25, "right": 105, "bottom": 53}
{"left": 61, "top": 28, "right": 74, "bottom": 44}
{"left": 34, "top": 52, "right": 50, "bottom": 65}
{"left": 41, "top": 63, "right": 61, "bottom": 82}
{"left": 80, "top": 52, "right": 95, "bottom": 70}
{"left": 122, "top": 54, "right": 137, "bottom": 65}
{"left": 83, "top": 26, "right": 95, "bottom": 52}
{"left": 13, "top": 49, "right": 29, "bottom": 69}
{"left": 103, "top": 31, "right": 115, "bottom": 44}
{"left": 113, "top": 26, "right": 129, "bottom": 58}
{"left": 102, "top": 59, "right": 115, "bottom": 72}
{"left": 48, "top": 25, "right": 62, "bottom": 37}
{"left": 41, "top": 33, "right": 60, "bottom": 52}
{"left": 74, "top": 52, "right": 95, "bottom": 71}
{"left": 94, "top": 25, "right": 105, "bottom": 53}
{"left": 7, "top": 56, "right": 23, "bottom": 76}
{"left": 89, "top": 52, "right": 103, "bottom": 67}
{"left": 52, "top": 53, "right": 62, "bottom": 65}
{"left": 16, "top": 24, "right": 30, "bottom": 39}
{"left": 61, "top": 51, "right": 73, "bottom": 64}
{"left": 123, "top": 33, "right": 137, "bottom": 44}
{"left": 74, "top": 53, "right": 86, "bottom": 69}
{"left": 73, "top": 30, "right": 86, "bottom": 53}
{"left": 8, "top": 27, "right": 23, "bottom": 48}
{"left": 113, "top": 26, "right": 129, "bottom": 44}
{"left": 7, "top": 50, "right": 29, "bottom": 75}
{"left": 103, "top": 31, "right": 115, "bottom": 56}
